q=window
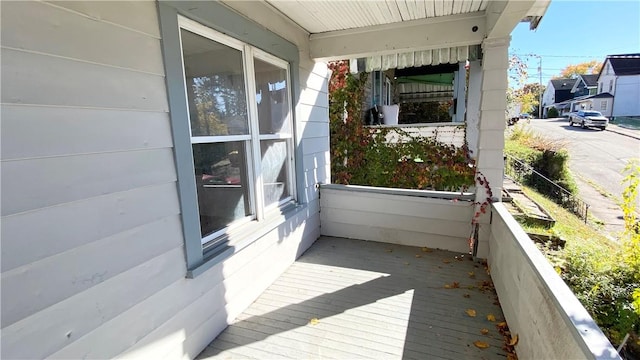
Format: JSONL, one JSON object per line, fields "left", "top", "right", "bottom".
{"left": 601, "top": 101, "right": 607, "bottom": 111}
{"left": 599, "top": 83, "right": 602, "bottom": 93}
{"left": 179, "top": 17, "right": 295, "bottom": 247}
{"left": 609, "top": 79, "right": 614, "bottom": 93}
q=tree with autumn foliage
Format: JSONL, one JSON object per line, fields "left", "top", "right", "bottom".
{"left": 554, "top": 60, "right": 602, "bottom": 79}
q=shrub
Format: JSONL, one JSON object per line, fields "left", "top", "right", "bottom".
{"left": 547, "top": 107, "right": 559, "bottom": 118}
{"left": 562, "top": 243, "right": 639, "bottom": 348}
{"left": 505, "top": 125, "right": 577, "bottom": 197}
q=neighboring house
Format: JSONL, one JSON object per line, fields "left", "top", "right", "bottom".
{"left": 542, "top": 78, "right": 577, "bottom": 117}
{"left": 570, "top": 73, "right": 598, "bottom": 97}
{"left": 1, "top": 1, "right": 617, "bottom": 360}
{"left": 571, "top": 92, "right": 614, "bottom": 117}
{"left": 597, "top": 53, "right": 640, "bottom": 118}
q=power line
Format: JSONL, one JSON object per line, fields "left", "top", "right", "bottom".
{"left": 511, "top": 53, "right": 604, "bottom": 59}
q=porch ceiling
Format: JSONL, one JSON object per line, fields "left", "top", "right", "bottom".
{"left": 264, "top": 0, "right": 550, "bottom": 61}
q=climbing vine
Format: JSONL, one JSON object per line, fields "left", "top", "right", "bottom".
{"left": 328, "top": 60, "right": 477, "bottom": 191}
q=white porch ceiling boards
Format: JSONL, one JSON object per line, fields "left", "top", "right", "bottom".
{"left": 261, "top": 0, "right": 550, "bottom": 61}
{"left": 265, "top": 0, "right": 488, "bottom": 34}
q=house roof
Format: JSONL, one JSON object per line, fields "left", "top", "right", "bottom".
{"left": 590, "top": 92, "right": 614, "bottom": 99}
{"left": 550, "top": 78, "right": 577, "bottom": 91}
{"left": 606, "top": 53, "right": 640, "bottom": 76}
{"left": 580, "top": 74, "right": 598, "bottom": 87}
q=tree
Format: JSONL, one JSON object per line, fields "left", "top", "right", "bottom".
{"left": 555, "top": 60, "right": 602, "bottom": 79}
{"left": 508, "top": 82, "right": 545, "bottom": 115}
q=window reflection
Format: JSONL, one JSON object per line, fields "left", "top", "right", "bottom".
{"left": 254, "top": 58, "right": 290, "bottom": 135}
{"left": 181, "top": 29, "right": 249, "bottom": 136}
{"left": 193, "top": 143, "right": 251, "bottom": 237}
{"left": 261, "top": 140, "right": 289, "bottom": 206}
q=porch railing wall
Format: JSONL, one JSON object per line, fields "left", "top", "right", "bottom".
{"left": 489, "top": 203, "right": 619, "bottom": 360}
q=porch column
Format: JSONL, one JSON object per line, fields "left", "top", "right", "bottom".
{"left": 474, "top": 36, "right": 509, "bottom": 258}
{"left": 477, "top": 36, "right": 510, "bottom": 200}
{"left": 465, "top": 60, "right": 482, "bottom": 158}
{"left": 453, "top": 62, "right": 467, "bottom": 123}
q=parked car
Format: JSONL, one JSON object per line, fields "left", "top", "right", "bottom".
{"left": 569, "top": 110, "right": 609, "bottom": 130}
{"left": 519, "top": 113, "right": 532, "bottom": 120}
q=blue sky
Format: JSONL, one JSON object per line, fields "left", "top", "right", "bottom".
{"left": 509, "top": 0, "right": 640, "bottom": 87}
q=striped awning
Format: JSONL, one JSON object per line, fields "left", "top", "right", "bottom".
{"left": 361, "top": 45, "right": 481, "bottom": 72}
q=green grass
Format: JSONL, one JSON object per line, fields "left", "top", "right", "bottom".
{"left": 519, "top": 185, "right": 616, "bottom": 252}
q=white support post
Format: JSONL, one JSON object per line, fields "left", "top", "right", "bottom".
{"left": 474, "top": 36, "right": 510, "bottom": 258}
{"left": 455, "top": 62, "right": 467, "bottom": 123}
{"left": 466, "top": 60, "right": 482, "bottom": 158}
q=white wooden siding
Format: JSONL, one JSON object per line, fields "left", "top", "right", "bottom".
{"left": 1, "top": 105, "right": 173, "bottom": 160}
{"left": 320, "top": 186, "right": 475, "bottom": 254}
{"left": 2, "top": 1, "right": 164, "bottom": 74}
{"left": 613, "top": 75, "right": 640, "bottom": 117}
{"left": 2, "top": 149, "right": 176, "bottom": 215}
{"left": 2, "top": 49, "right": 168, "bottom": 111}
{"left": 1, "top": 2, "right": 327, "bottom": 360}
{"left": 489, "top": 203, "right": 619, "bottom": 359}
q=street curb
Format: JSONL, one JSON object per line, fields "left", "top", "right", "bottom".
{"left": 605, "top": 128, "right": 640, "bottom": 141}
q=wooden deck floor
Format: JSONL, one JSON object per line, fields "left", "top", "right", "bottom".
{"left": 198, "top": 237, "right": 510, "bottom": 360}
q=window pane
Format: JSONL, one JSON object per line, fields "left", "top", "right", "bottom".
{"left": 181, "top": 29, "right": 249, "bottom": 136}
{"left": 260, "top": 140, "right": 290, "bottom": 206}
{"left": 254, "top": 58, "right": 290, "bottom": 134}
{"left": 193, "top": 142, "right": 252, "bottom": 237}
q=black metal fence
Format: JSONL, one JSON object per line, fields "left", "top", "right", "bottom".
{"left": 505, "top": 155, "right": 590, "bottom": 223}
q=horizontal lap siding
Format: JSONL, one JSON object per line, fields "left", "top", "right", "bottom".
{"left": 489, "top": 214, "right": 583, "bottom": 359}
{"left": 1, "top": 1, "right": 327, "bottom": 359}
{"left": 298, "top": 60, "right": 330, "bottom": 204}
{"left": 320, "top": 188, "right": 474, "bottom": 253}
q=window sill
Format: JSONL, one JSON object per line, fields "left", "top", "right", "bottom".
{"left": 186, "top": 202, "right": 305, "bottom": 278}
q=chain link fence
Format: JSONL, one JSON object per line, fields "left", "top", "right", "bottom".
{"left": 505, "top": 154, "right": 590, "bottom": 223}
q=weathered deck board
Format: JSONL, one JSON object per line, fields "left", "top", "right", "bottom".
{"left": 198, "top": 236, "right": 510, "bottom": 360}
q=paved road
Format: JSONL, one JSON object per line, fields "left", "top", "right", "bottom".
{"left": 524, "top": 118, "right": 640, "bottom": 236}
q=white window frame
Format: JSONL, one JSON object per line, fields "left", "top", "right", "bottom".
{"left": 177, "top": 16, "right": 296, "bottom": 247}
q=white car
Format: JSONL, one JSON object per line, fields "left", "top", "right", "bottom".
{"left": 569, "top": 110, "right": 609, "bottom": 130}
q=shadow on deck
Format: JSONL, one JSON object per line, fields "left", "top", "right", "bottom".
{"left": 198, "top": 236, "right": 508, "bottom": 359}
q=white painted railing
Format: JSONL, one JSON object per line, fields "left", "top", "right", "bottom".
{"left": 369, "top": 123, "right": 467, "bottom": 148}
{"left": 319, "top": 184, "right": 475, "bottom": 254}
{"left": 489, "top": 203, "right": 620, "bottom": 360}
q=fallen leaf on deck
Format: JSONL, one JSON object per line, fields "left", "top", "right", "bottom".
{"left": 465, "top": 309, "right": 477, "bottom": 317}
{"left": 442, "top": 259, "right": 451, "bottom": 264}
{"left": 480, "top": 328, "right": 489, "bottom": 335}
{"left": 497, "top": 321, "right": 507, "bottom": 329}
{"left": 463, "top": 293, "right": 471, "bottom": 298}
{"left": 487, "top": 314, "right": 496, "bottom": 322}
{"left": 404, "top": 262, "right": 410, "bottom": 265}
{"left": 468, "top": 271, "right": 475, "bottom": 278}
{"left": 421, "top": 247, "right": 432, "bottom": 252}
{"left": 309, "top": 318, "right": 319, "bottom": 325}
{"left": 385, "top": 249, "right": 393, "bottom": 253}
{"left": 508, "top": 334, "right": 519, "bottom": 346}
{"left": 473, "top": 341, "right": 490, "bottom": 349}
{"left": 415, "top": 254, "right": 422, "bottom": 258}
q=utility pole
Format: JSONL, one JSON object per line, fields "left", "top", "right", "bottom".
{"left": 538, "top": 56, "right": 543, "bottom": 119}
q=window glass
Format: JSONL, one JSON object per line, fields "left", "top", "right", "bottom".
{"left": 260, "top": 140, "right": 290, "bottom": 206}
{"left": 178, "top": 19, "right": 295, "bottom": 249}
{"left": 193, "top": 142, "right": 252, "bottom": 237}
{"left": 254, "top": 58, "right": 290, "bottom": 135}
{"left": 181, "top": 29, "right": 249, "bottom": 136}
